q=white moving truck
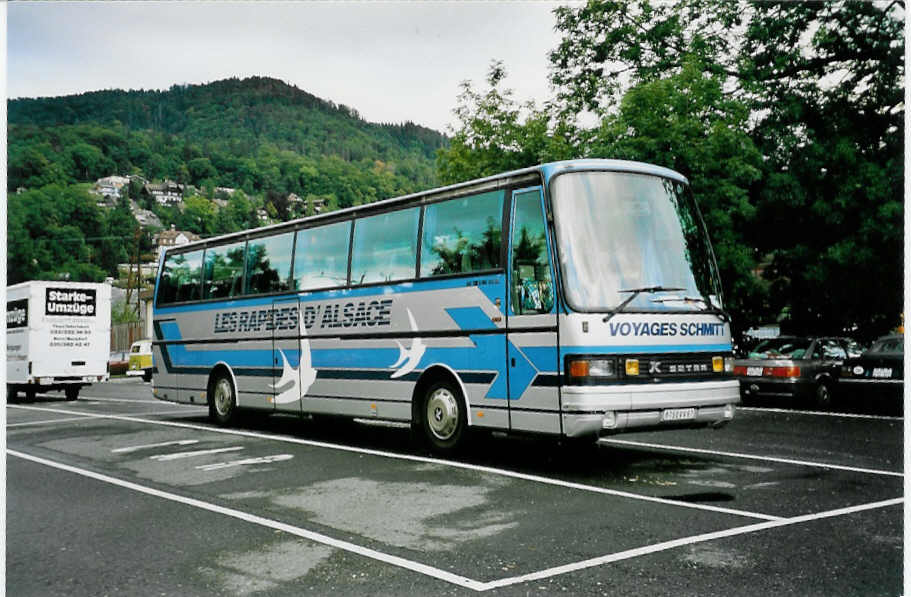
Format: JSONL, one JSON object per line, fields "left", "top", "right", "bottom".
{"left": 6, "top": 281, "right": 112, "bottom": 401}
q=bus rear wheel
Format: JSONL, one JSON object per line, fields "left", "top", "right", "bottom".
{"left": 421, "top": 381, "right": 467, "bottom": 454}
{"left": 209, "top": 373, "right": 237, "bottom": 426}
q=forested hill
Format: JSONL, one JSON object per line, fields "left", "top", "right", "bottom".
{"left": 8, "top": 76, "right": 448, "bottom": 201}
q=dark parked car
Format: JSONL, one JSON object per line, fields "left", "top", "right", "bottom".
{"left": 733, "top": 336, "right": 861, "bottom": 408}
{"left": 839, "top": 334, "right": 903, "bottom": 413}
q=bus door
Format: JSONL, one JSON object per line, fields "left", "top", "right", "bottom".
{"left": 506, "top": 187, "right": 560, "bottom": 434}
{"left": 271, "top": 297, "right": 304, "bottom": 414}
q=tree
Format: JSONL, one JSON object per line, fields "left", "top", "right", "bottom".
{"left": 546, "top": 0, "right": 903, "bottom": 339}
{"left": 438, "top": 1, "right": 903, "bottom": 340}
{"left": 180, "top": 195, "right": 217, "bottom": 236}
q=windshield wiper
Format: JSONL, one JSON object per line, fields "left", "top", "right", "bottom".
{"left": 602, "top": 286, "right": 684, "bottom": 323}
{"left": 649, "top": 294, "right": 732, "bottom": 323}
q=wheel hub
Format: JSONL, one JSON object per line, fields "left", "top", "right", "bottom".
{"left": 426, "top": 388, "right": 459, "bottom": 441}
{"left": 214, "top": 379, "right": 233, "bottom": 415}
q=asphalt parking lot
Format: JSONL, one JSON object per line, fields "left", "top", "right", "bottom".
{"left": 6, "top": 379, "right": 903, "bottom": 596}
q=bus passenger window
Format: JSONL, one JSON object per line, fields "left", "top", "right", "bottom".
{"left": 159, "top": 250, "right": 203, "bottom": 304}
{"left": 245, "top": 232, "right": 294, "bottom": 294}
{"left": 294, "top": 221, "right": 351, "bottom": 290}
{"left": 351, "top": 208, "right": 419, "bottom": 285}
{"left": 420, "top": 190, "right": 503, "bottom": 277}
{"left": 204, "top": 241, "right": 246, "bottom": 299}
{"left": 511, "top": 190, "right": 553, "bottom": 315}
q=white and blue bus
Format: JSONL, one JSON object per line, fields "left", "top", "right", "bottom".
{"left": 152, "top": 159, "right": 739, "bottom": 452}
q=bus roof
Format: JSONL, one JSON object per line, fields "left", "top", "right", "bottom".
{"left": 162, "top": 158, "right": 688, "bottom": 256}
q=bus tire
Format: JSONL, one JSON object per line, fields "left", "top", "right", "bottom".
{"left": 209, "top": 372, "right": 237, "bottom": 426}
{"left": 65, "top": 386, "right": 80, "bottom": 401}
{"left": 421, "top": 380, "right": 467, "bottom": 454}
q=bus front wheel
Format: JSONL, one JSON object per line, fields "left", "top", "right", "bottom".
{"left": 209, "top": 373, "right": 237, "bottom": 426}
{"left": 421, "top": 381, "right": 467, "bottom": 454}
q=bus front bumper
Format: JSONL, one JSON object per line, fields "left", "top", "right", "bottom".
{"left": 561, "top": 380, "right": 740, "bottom": 438}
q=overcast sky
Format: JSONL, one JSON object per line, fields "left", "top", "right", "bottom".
{"left": 7, "top": 1, "right": 566, "bottom": 132}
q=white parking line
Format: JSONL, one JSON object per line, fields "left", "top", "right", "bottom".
{"left": 79, "top": 397, "right": 172, "bottom": 404}
{"left": 482, "top": 497, "right": 904, "bottom": 590}
{"left": 602, "top": 438, "right": 904, "bottom": 478}
{"left": 6, "top": 404, "right": 781, "bottom": 522}
{"left": 8, "top": 447, "right": 901, "bottom": 592}
{"left": 7, "top": 449, "right": 486, "bottom": 592}
{"left": 6, "top": 408, "right": 205, "bottom": 428}
{"left": 197, "top": 454, "right": 293, "bottom": 471}
{"left": 7, "top": 416, "right": 98, "bottom": 428}
{"left": 739, "top": 406, "right": 902, "bottom": 421}
{"left": 149, "top": 446, "right": 244, "bottom": 461}
{"left": 112, "top": 440, "right": 200, "bottom": 454}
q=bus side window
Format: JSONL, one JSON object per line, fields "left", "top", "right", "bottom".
{"left": 245, "top": 232, "right": 294, "bottom": 294}
{"left": 204, "top": 241, "right": 246, "bottom": 299}
{"left": 420, "top": 190, "right": 504, "bottom": 277}
{"left": 294, "top": 221, "right": 351, "bottom": 290}
{"left": 162, "top": 250, "right": 203, "bottom": 304}
{"left": 351, "top": 208, "right": 420, "bottom": 285}
{"left": 511, "top": 190, "right": 553, "bottom": 315}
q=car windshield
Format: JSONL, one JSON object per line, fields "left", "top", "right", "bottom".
{"left": 551, "top": 171, "right": 721, "bottom": 311}
{"left": 870, "top": 337, "right": 903, "bottom": 354}
{"left": 749, "top": 338, "right": 811, "bottom": 359}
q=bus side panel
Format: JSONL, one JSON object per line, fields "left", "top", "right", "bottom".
{"left": 506, "top": 325, "right": 561, "bottom": 435}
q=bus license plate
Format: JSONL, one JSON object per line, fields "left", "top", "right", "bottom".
{"left": 872, "top": 368, "right": 893, "bottom": 378}
{"left": 747, "top": 367, "right": 763, "bottom": 376}
{"left": 662, "top": 408, "right": 696, "bottom": 422}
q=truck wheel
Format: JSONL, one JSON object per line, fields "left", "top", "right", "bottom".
{"left": 24, "top": 388, "right": 36, "bottom": 402}
{"left": 209, "top": 373, "right": 237, "bottom": 426}
{"left": 65, "top": 386, "right": 80, "bottom": 401}
{"left": 7, "top": 385, "right": 18, "bottom": 403}
{"left": 421, "top": 380, "right": 467, "bottom": 454}
{"left": 143, "top": 371, "right": 152, "bottom": 383}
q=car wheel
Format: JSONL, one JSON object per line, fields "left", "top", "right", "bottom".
{"left": 813, "top": 382, "right": 833, "bottom": 410}
{"left": 209, "top": 373, "right": 237, "bottom": 426}
{"left": 421, "top": 381, "right": 467, "bottom": 454}
{"left": 65, "top": 386, "right": 80, "bottom": 401}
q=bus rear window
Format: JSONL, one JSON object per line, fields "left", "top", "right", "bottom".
{"left": 157, "top": 250, "right": 203, "bottom": 305}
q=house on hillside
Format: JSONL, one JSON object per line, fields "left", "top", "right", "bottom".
{"left": 94, "top": 175, "right": 130, "bottom": 200}
{"left": 146, "top": 180, "right": 183, "bottom": 205}
{"left": 153, "top": 225, "right": 201, "bottom": 259}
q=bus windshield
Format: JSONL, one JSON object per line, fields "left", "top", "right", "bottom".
{"left": 552, "top": 171, "right": 721, "bottom": 312}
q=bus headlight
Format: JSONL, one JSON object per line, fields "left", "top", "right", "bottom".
{"left": 567, "top": 357, "right": 617, "bottom": 383}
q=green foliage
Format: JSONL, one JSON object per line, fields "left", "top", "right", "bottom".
{"left": 439, "top": 1, "right": 903, "bottom": 340}
{"left": 7, "top": 185, "right": 112, "bottom": 284}
{"left": 8, "top": 76, "right": 451, "bottom": 285}
{"left": 112, "top": 299, "right": 140, "bottom": 324}
{"left": 9, "top": 76, "right": 447, "bottom": 199}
